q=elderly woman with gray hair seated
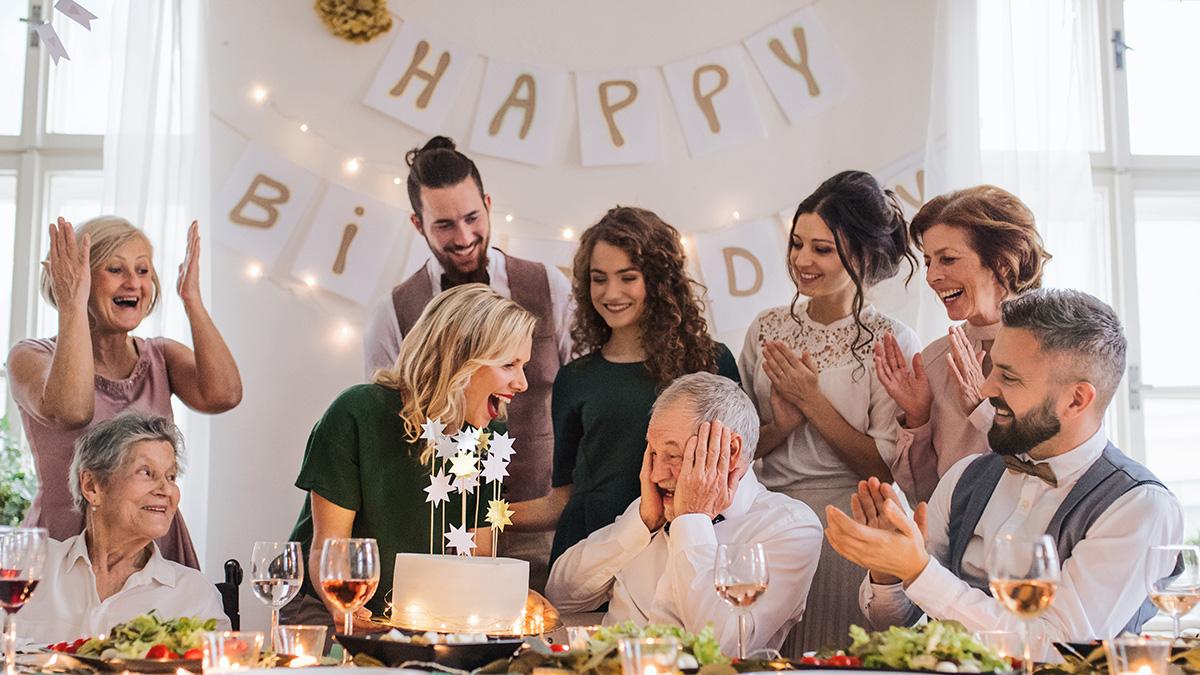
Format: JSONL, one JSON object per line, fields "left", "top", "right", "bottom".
{"left": 545, "top": 372, "right": 823, "bottom": 656}
{"left": 21, "top": 413, "right": 228, "bottom": 643}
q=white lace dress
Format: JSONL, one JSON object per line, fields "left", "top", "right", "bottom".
{"left": 738, "top": 302, "right": 920, "bottom": 654}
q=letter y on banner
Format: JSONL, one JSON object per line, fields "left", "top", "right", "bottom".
{"left": 215, "top": 143, "right": 321, "bottom": 268}
{"left": 744, "top": 8, "right": 853, "bottom": 124}
{"left": 363, "top": 20, "right": 476, "bottom": 135}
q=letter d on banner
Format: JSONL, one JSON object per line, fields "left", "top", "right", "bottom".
{"left": 694, "top": 218, "right": 792, "bottom": 337}
{"left": 723, "top": 247, "right": 763, "bottom": 297}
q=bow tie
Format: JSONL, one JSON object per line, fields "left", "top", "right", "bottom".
{"left": 440, "top": 270, "right": 491, "bottom": 292}
{"left": 1003, "top": 455, "right": 1058, "bottom": 488}
{"left": 664, "top": 513, "right": 724, "bottom": 535}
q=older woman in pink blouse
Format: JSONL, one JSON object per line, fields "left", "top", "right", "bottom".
{"left": 874, "top": 186, "right": 1051, "bottom": 504}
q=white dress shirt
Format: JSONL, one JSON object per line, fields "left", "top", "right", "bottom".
{"left": 860, "top": 427, "right": 1183, "bottom": 660}
{"left": 546, "top": 469, "right": 822, "bottom": 655}
{"left": 20, "top": 534, "right": 229, "bottom": 645}
{"left": 363, "top": 247, "right": 574, "bottom": 378}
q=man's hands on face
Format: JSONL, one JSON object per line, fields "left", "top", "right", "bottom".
{"left": 825, "top": 477, "right": 931, "bottom": 586}
{"left": 639, "top": 443, "right": 666, "bottom": 532}
{"left": 671, "top": 421, "right": 744, "bottom": 521}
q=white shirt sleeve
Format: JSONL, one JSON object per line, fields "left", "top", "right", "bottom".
{"left": 664, "top": 510, "right": 822, "bottom": 656}
{"left": 544, "top": 263, "right": 576, "bottom": 364}
{"left": 545, "top": 500, "right": 655, "bottom": 614}
{"left": 363, "top": 294, "right": 403, "bottom": 379}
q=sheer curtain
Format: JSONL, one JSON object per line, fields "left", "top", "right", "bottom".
{"left": 915, "top": 0, "right": 1105, "bottom": 341}
{"left": 101, "top": 0, "right": 212, "bottom": 563}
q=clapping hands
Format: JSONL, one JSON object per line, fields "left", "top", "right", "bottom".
{"left": 44, "top": 217, "right": 91, "bottom": 313}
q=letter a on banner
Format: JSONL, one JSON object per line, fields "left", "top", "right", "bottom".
{"left": 215, "top": 143, "right": 321, "bottom": 268}
{"left": 470, "top": 59, "right": 568, "bottom": 166}
{"left": 363, "top": 20, "right": 475, "bottom": 135}
{"left": 744, "top": 8, "right": 853, "bottom": 124}
{"left": 575, "top": 67, "right": 661, "bottom": 166}
{"left": 661, "top": 46, "right": 765, "bottom": 158}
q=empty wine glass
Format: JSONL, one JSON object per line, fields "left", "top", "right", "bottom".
{"left": 987, "top": 534, "right": 1060, "bottom": 675}
{"left": 0, "top": 527, "right": 47, "bottom": 675}
{"left": 714, "top": 543, "right": 769, "bottom": 660}
{"left": 318, "top": 538, "right": 380, "bottom": 639}
{"left": 1144, "top": 545, "right": 1200, "bottom": 643}
{"left": 250, "top": 541, "right": 303, "bottom": 648}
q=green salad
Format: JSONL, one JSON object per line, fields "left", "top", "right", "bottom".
{"left": 588, "top": 621, "right": 729, "bottom": 666}
{"left": 77, "top": 611, "right": 220, "bottom": 659}
{"left": 848, "top": 621, "right": 1011, "bottom": 673}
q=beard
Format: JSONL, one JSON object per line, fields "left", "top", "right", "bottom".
{"left": 987, "top": 395, "right": 1062, "bottom": 456}
{"left": 434, "top": 233, "right": 490, "bottom": 285}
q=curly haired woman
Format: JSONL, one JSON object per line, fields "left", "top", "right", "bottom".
{"left": 510, "top": 206, "right": 740, "bottom": 564}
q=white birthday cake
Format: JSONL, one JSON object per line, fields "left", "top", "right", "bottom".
{"left": 390, "top": 553, "right": 529, "bottom": 633}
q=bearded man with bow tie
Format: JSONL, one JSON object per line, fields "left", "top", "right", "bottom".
{"left": 825, "top": 289, "right": 1182, "bottom": 660}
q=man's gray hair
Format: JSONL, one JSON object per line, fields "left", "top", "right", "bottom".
{"left": 651, "top": 372, "right": 760, "bottom": 462}
{"left": 68, "top": 412, "right": 185, "bottom": 512}
{"left": 1000, "top": 288, "right": 1127, "bottom": 409}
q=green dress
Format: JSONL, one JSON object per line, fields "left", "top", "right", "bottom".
{"left": 549, "top": 344, "right": 741, "bottom": 563}
{"left": 288, "top": 384, "right": 481, "bottom": 615}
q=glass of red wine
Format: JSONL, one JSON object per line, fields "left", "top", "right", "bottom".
{"left": 318, "top": 538, "right": 379, "bottom": 643}
{"left": 0, "top": 527, "right": 47, "bottom": 675}
{"left": 714, "top": 543, "right": 769, "bottom": 660}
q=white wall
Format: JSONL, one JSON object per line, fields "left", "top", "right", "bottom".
{"left": 205, "top": 0, "right": 936, "bottom": 630}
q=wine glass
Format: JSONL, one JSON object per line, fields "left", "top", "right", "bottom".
{"left": 714, "top": 543, "right": 769, "bottom": 660}
{"left": 1144, "top": 545, "right": 1200, "bottom": 643}
{"left": 987, "top": 534, "right": 1060, "bottom": 675}
{"left": 250, "top": 541, "right": 303, "bottom": 648}
{"left": 0, "top": 527, "right": 47, "bottom": 675}
{"left": 318, "top": 538, "right": 380, "bottom": 639}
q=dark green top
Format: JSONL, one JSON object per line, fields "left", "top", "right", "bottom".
{"left": 549, "top": 344, "right": 741, "bottom": 563}
{"left": 288, "top": 384, "right": 481, "bottom": 615}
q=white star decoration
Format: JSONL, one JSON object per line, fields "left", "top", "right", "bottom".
{"left": 445, "top": 524, "right": 476, "bottom": 556}
{"left": 452, "top": 473, "right": 480, "bottom": 494}
{"left": 420, "top": 418, "right": 446, "bottom": 444}
{"left": 434, "top": 435, "right": 458, "bottom": 460}
{"left": 480, "top": 453, "right": 509, "bottom": 484}
{"left": 449, "top": 450, "right": 479, "bottom": 478}
{"left": 487, "top": 432, "right": 516, "bottom": 462}
{"left": 423, "top": 470, "right": 453, "bottom": 505}
{"left": 454, "top": 427, "right": 480, "bottom": 453}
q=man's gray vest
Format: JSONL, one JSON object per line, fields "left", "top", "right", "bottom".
{"left": 947, "top": 443, "right": 1165, "bottom": 635}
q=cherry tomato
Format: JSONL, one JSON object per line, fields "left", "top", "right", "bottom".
{"left": 847, "top": 656, "right": 862, "bottom": 667}
{"left": 183, "top": 649, "right": 203, "bottom": 660}
{"left": 145, "top": 644, "right": 170, "bottom": 660}
{"left": 549, "top": 644, "right": 569, "bottom": 653}
{"left": 799, "top": 656, "right": 822, "bottom": 666}
{"left": 827, "top": 654, "right": 854, "bottom": 667}
{"left": 51, "top": 642, "right": 68, "bottom": 652}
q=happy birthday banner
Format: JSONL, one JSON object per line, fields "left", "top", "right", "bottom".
{"left": 365, "top": 7, "right": 852, "bottom": 165}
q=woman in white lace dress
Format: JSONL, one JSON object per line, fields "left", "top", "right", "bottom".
{"left": 739, "top": 171, "right": 922, "bottom": 653}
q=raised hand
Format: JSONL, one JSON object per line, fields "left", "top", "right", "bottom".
{"left": 671, "top": 421, "right": 742, "bottom": 520}
{"left": 873, "top": 332, "right": 933, "bottom": 428}
{"left": 638, "top": 443, "right": 666, "bottom": 532}
{"left": 768, "top": 384, "right": 806, "bottom": 434}
{"left": 945, "top": 325, "right": 987, "bottom": 415}
{"left": 176, "top": 221, "right": 202, "bottom": 307}
{"left": 44, "top": 217, "right": 92, "bottom": 313}
{"left": 762, "top": 341, "right": 823, "bottom": 413}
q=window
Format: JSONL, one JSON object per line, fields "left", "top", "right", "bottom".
{"left": 1095, "top": 0, "right": 1200, "bottom": 537}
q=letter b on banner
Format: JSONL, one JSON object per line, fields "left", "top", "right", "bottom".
{"left": 215, "top": 143, "right": 321, "bottom": 268}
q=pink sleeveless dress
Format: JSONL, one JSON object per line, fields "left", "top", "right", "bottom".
{"left": 16, "top": 336, "right": 200, "bottom": 569}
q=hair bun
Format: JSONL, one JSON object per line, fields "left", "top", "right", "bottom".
{"left": 406, "top": 136, "right": 458, "bottom": 168}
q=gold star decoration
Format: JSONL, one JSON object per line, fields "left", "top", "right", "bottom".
{"left": 449, "top": 450, "right": 479, "bottom": 478}
{"left": 486, "top": 499, "right": 514, "bottom": 532}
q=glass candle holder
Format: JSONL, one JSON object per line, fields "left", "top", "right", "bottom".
{"left": 273, "top": 625, "right": 327, "bottom": 665}
{"left": 976, "top": 631, "right": 1022, "bottom": 661}
{"left": 201, "top": 631, "right": 264, "bottom": 673}
{"left": 567, "top": 625, "right": 603, "bottom": 651}
{"left": 1105, "top": 635, "right": 1172, "bottom": 675}
{"left": 618, "top": 637, "right": 680, "bottom": 675}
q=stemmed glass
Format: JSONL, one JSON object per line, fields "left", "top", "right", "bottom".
{"left": 318, "top": 538, "right": 380, "bottom": 638}
{"left": 250, "top": 541, "right": 304, "bottom": 648}
{"left": 987, "top": 534, "right": 1060, "bottom": 675}
{"left": 714, "top": 543, "right": 769, "bottom": 660}
{"left": 0, "top": 527, "right": 47, "bottom": 675}
{"left": 1144, "top": 545, "right": 1200, "bottom": 643}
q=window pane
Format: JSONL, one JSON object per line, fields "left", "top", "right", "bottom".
{"left": 1133, "top": 192, "right": 1200, "bottom": 387}
{"left": 1043, "top": 188, "right": 1114, "bottom": 306}
{"left": 44, "top": 0, "right": 114, "bottom": 135}
{"left": 0, "top": 172, "right": 16, "bottom": 364}
{"left": 0, "top": 2, "right": 28, "bottom": 135}
{"left": 1143, "top": 398, "right": 1200, "bottom": 541}
{"left": 1124, "top": 0, "right": 1200, "bottom": 156}
{"left": 37, "top": 172, "right": 103, "bottom": 338}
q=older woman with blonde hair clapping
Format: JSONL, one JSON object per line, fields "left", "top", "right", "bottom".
{"left": 21, "top": 413, "right": 229, "bottom": 643}
{"left": 7, "top": 216, "right": 242, "bottom": 568}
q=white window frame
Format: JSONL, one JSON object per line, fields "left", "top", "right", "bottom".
{"left": 1093, "top": 0, "right": 1200, "bottom": 461}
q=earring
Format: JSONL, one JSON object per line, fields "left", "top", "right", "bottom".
{"left": 90, "top": 503, "right": 98, "bottom": 511}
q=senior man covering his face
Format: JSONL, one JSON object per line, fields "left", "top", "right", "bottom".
{"left": 546, "top": 372, "right": 822, "bottom": 655}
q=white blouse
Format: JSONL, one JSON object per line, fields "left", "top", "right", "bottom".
{"left": 20, "top": 534, "right": 229, "bottom": 645}
{"left": 739, "top": 303, "right": 922, "bottom": 489}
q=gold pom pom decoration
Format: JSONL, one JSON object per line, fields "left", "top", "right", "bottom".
{"left": 314, "top": 0, "right": 393, "bottom": 44}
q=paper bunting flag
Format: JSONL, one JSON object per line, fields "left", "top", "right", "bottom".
{"left": 486, "top": 500, "right": 514, "bottom": 532}
{"left": 35, "top": 24, "right": 69, "bottom": 64}
{"left": 423, "top": 470, "right": 453, "bottom": 505}
{"left": 480, "top": 454, "right": 509, "bottom": 484}
{"left": 54, "top": 0, "right": 97, "bottom": 30}
{"left": 445, "top": 524, "right": 476, "bottom": 556}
